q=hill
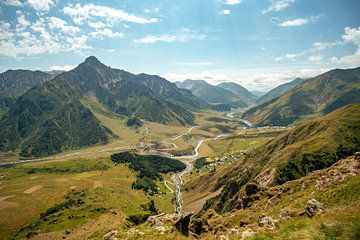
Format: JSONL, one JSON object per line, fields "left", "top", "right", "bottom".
{"left": 202, "top": 104, "right": 360, "bottom": 213}
{"left": 175, "top": 79, "right": 248, "bottom": 108}
{"left": 242, "top": 67, "right": 360, "bottom": 126}
{"left": 217, "top": 82, "right": 257, "bottom": 105}
{"left": 0, "top": 56, "right": 204, "bottom": 157}
{"left": 256, "top": 78, "right": 305, "bottom": 105}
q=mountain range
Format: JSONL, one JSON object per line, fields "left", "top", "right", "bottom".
{"left": 0, "top": 56, "right": 206, "bottom": 157}
{"left": 242, "top": 67, "right": 360, "bottom": 126}
{"left": 175, "top": 79, "right": 253, "bottom": 109}
{"left": 201, "top": 103, "right": 360, "bottom": 213}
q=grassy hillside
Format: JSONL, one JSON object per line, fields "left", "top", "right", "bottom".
{"left": 202, "top": 104, "right": 360, "bottom": 213}
{"left": 256, "top": 78, "right": 304, "bottom": 105}
{"left": 242, "top": 67, "right": 360, "bottom": 126}
{"left": 217, "top": 82, "right": 258, "bottom": 105}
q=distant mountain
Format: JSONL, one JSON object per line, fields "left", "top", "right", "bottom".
{"left": 0, "top": 56, "right": 204, "bottom": 157}
{"left": 250, "top": 90, "right": 266, "bottom": 97}
{"left": 217, "top": 82, "right": 257, "bottom": 105}
{"left": 0, "top": 70, "right": 51, "bottom": 98}
{"left": 203, "top": 104, "right": 360, "bottom": 213}
{"left": 175, "top": 79, "right": 248, "bottom": 108}
{"left": 0, "top": 70, "right": 52, "bottom": 114}
{"left": 257, "top": 78, "right": 305, "bottom": 105}
{"left": 242, "top": 67, "right": 360, "bottom": 126}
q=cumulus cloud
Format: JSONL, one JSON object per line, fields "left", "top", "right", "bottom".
{"left": 134, "top": 29, "right": 206, "bottom": 44}
{"left": 278, "top": 18, "right": 308, "bottom": 27}
{"left": 63, "top": 3, "right": 159, "bottom": 25}
{"left": 262, "top": 0, "right": 295, "bottom": 14}
{"left": 331, "top": 27, "right": 360, "bottom": 67}
{"left": 219, "top": 9, "right": 231, "bottom": 15}
{"left": 2, "top": 0, "right": 23, "bottom": 7}
{"left": 48, "top": 17, "right": 80, "bottom": 36}
{"left": 224, "top": 0, "right": 242, "bottom": 5}
{"left": 27, "top": 0, "right": 54, "bottom": 12}
{"left": 0, "top": 15, "right": 91, "bottom": 58}
{"left": 90, "top": 28, "right": 124, "bottom": 39}
{"left": 274, "top": 14, "right": 322, "bottom": 27}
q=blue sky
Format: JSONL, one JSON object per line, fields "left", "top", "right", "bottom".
{"left": 0, "top": 0, "right": 359, "bottom": 91}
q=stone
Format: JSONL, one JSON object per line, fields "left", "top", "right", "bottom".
{"left": 102, "top": 230, "right": 117, "bottom": 240}
{"left": 240, "top": 228, "right": 255, "bottom": 240}
{"left": 258, "top": 215, "right": 276, "bottom": 230}
{"left": 304, "top": 199, "right": 324, "bottom": 218}
{"left": 279, "top": 208, "right": 291, "bottom": 219}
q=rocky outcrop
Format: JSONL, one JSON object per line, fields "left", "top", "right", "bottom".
{"left": 189, "top": 209, "right": 224, "bottom": 235}
{"left": 304, "top": 199, "right": 324, "bottom": 218}
{"left": 258, "top": 215, "right": 276, "bottom": 230}
{"left": 175, "top": 212, "right": 194, "bottom": 236}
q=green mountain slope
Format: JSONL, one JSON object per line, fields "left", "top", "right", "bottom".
{"left": 0, "top": 77, "right": 110, "bottom": 157}
{"left": 217, "top": 82, "right": 257, "bottom": 105}
{"left": 256, "top": 78, "right": 305, "bottom": 105}
{"left": 204, "top": 104, "right": 360, "bottom": 213}
{"left": 175, "top": 79, "right": 248, "bottom": 108}
{"left": 0, "top": 56, "right": 201, "bottom": 157}
{"left": 242, "top": 67, "right": 360, "bottom": 126}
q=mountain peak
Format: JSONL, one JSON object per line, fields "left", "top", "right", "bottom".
{"left": 84, "top": 56, "right": 102, "bottom": 65}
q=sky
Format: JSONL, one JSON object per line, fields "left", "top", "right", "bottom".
{"left": 0, "top": 0, "right": 360, "bottom": 91}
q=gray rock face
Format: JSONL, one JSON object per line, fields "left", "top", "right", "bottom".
{"left": 305, "top": 199, "right": 324, "bottom": 218}
{"left": 175, "top": 212, "right": 194, "bottom": 236}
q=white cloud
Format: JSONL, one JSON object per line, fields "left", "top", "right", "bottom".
{"left": 134, "top": 29, "right": 206, "bottom": 44}
{"left": 88, "top": 21, "right": 108, "bottom": 29}
{"left": 275, "top": 53, "right": 299, "bottom": 61}
{"left": 27, "top": 0, "right": 54, "bottom": 12}
{"left": 0, "top": 16, "right": 91, "bottom": 58}
{"left": 48, "top": 64, "right": 75, "bottom": 71}
{"left": 224, "top": 0, "right": 242, "bottom": 5}
{"left": 278, "top": 18, "right": 308, "bottom": 27}
{"left": 275, "top": 15, "right": 322, "bottom": 27}
{"left": 63, "top": 3, "right": 159, "bottom": 25}
{"left": 219, "top": 9, "right": 231, "bottom": 15}
{"left": 2, "top": 0, "right": 23, "bottom": 6}
{"left": 262, "top": 0, "right": 295, "bottom": 14}
{"left": 90, "top": 28, "right": 123, "bottom": 39}
{"left": 331, "top": 27, "right": 360, "bottom": 67}
{"left": 48, "top": 17, "right": 80, "bottom": 36}
{"left": 308, "top": 55, "right": 322, "bottom": 62}
{"left": 16, "top": 12, "right": 30, "bottom": 32}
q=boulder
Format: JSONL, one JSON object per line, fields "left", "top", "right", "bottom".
{"left": 240, "top": 228, "right": 255, "bottom": 240}
{"left": 102, "top": 230, "right": 117, "bottom": 240}
{"left": 258, "top": 215, "right": 276, "bottom": 230}
{"left": 304, "top": 199, "right": 324, "bottom": 218}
